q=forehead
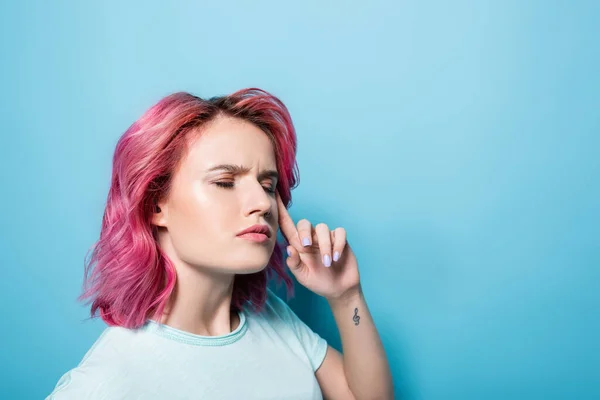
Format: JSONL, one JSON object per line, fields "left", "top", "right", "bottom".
{"left": 184, "top": 116, "right": 276, "bottom": 169}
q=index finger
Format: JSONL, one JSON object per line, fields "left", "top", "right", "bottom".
{"left": 276, "top": 191, "right": 300, "bottom": 247}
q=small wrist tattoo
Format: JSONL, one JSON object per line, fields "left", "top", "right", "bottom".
{"left": 352, "top": 307, "right": 360, "bottom": 326}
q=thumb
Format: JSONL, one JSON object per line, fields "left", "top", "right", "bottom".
{"left": 285, "top": 246, "right": 303, "bottom": 272}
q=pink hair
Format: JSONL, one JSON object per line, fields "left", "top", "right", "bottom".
{"left": 79, "top": 88, "right": 298, "bottom": 329}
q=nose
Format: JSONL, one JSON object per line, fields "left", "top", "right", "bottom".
{"left": 241, "top": 180, "right": 273, "bottom": 218}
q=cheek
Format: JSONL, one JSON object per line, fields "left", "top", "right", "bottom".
{"left": 171, "top": 188, "right": 233, "bottom": 242}
{"left": 168, "top": 205, "right": 236, "bottom": 266}
{"left": 186, "top": 194, "right": 234, "bottom": 238}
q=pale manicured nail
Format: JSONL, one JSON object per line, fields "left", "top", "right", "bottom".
{"left": 287, "top": 247, "right": 292, "bottom": 257}
{"left": 323, "top": 254, "right": 331, "bottom": 267}
{"left": 302, "top": 237, "right": 311, "bottom": 247}
{"left": 333, "top": 251, "right": 340, "bottom": 262}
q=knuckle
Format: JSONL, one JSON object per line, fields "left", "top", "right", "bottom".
{"left": 315, "top": 222, "right": 329, "bottom": 231}
{"left": 297, "top": 218, "right": 311, "bottom": 227}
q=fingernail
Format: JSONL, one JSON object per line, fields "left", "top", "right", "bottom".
{"left": 286, "top": 247, "right": 292, "bottom": 257}
{"left": 323, "top": 254, "right": 331, "bottom": 267}
{"left": 333, "top": 251, "right": 340, "bottom": 262}
{"left": 302, "top": 237, "right": 311, "bottom": 247}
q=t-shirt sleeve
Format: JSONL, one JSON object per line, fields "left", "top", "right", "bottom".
{"left": 45, "top": 330, "right": 123, "bottom": 400}
{"left": 266, "top": 288, "right": 329, "bottom": 371}
{"left": 46, "top": 362, "right": 128, "bottom": 400}
{"left": 45, "top": 368, "right": 101, "bottom": 400}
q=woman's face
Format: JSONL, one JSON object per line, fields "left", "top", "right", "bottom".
{"left": 153, "top": 116, "right": 279, "bottom": 274}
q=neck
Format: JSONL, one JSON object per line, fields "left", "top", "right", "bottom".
{"left": 151, "top": 238, "right": 240, "bottom": 336}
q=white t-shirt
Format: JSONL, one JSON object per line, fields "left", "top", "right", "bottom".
{"left": 46, "top": 288, "right": 329, "bottom": 399}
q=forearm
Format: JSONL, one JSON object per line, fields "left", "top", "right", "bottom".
{"left": 327, "top": 284, "right": 394, "bottom": 400}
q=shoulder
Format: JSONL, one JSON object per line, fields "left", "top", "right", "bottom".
{"left": 45, "top": 326, "right": 137, "bottom": 399}
{"left": 258, "top": 287, "right": 300, "bottom": 325}
{"left": 256, "top": 288, "right": 328, "bottom": 372}
{"left": 264, "top": 287, "right": 290, "bottom": 313}
{"left": 246, "top": 287, "right": 309, "bottom": 335}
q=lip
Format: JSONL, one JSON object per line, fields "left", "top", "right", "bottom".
{"left": 237, "top": 232, "right": 270, "bottom": 243}
{"left": 236, "top": 224, "right": 272, "bottom": 238}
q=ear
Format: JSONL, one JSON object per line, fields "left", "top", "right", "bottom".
{"left": 151, "top": 201, "right": 168, "bottom": 227}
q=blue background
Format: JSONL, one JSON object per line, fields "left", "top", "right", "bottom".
{"left": 1, "top": 1, "right": 598, "bottom": 399}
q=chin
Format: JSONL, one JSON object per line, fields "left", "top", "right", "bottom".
{"left": 237, "top": 258, "right": 271, "bottom": 274}
{"left": 231, "top": 265, "right": 267, "bottom": 275}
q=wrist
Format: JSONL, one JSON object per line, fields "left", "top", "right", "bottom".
{"left": 326, "top": 285, "right": 363, "bottom": 307}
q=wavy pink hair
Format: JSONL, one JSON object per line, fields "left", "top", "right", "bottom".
{"left": 79, "top": 88, "right": 298, "bottom": 329}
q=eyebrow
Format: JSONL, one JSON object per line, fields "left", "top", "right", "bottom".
{"left": 205, "top": 164, "right": 279, "bottom": 181}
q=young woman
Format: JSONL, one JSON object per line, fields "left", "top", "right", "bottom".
{"left": 46, "top": 88, "right": 393, "bottom": 399}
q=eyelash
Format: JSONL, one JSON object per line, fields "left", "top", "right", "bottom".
{"left": 215, "top": 181, "right": 276, "bottom": 194}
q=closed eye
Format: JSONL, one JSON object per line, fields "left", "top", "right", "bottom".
{"left": 215, "top": 182, "right": 234, "bottom": 189}
{"left": 215, "top": 181, "right": 276, "bottom": 195}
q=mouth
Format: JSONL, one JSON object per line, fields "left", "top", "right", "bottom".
{"left": 236, "top": 224, "right": 272, "bottom": 243}
{"left": 236, "top": 232, "right": 270, "bottom": 243}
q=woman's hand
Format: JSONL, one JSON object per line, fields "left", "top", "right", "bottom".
{"left": 276, "top": 192, "right": 361, "bottom": 301}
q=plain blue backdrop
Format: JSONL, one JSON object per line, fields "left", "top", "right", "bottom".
{"left": 1, "top": 1, "right": 598, "bottom": 399}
